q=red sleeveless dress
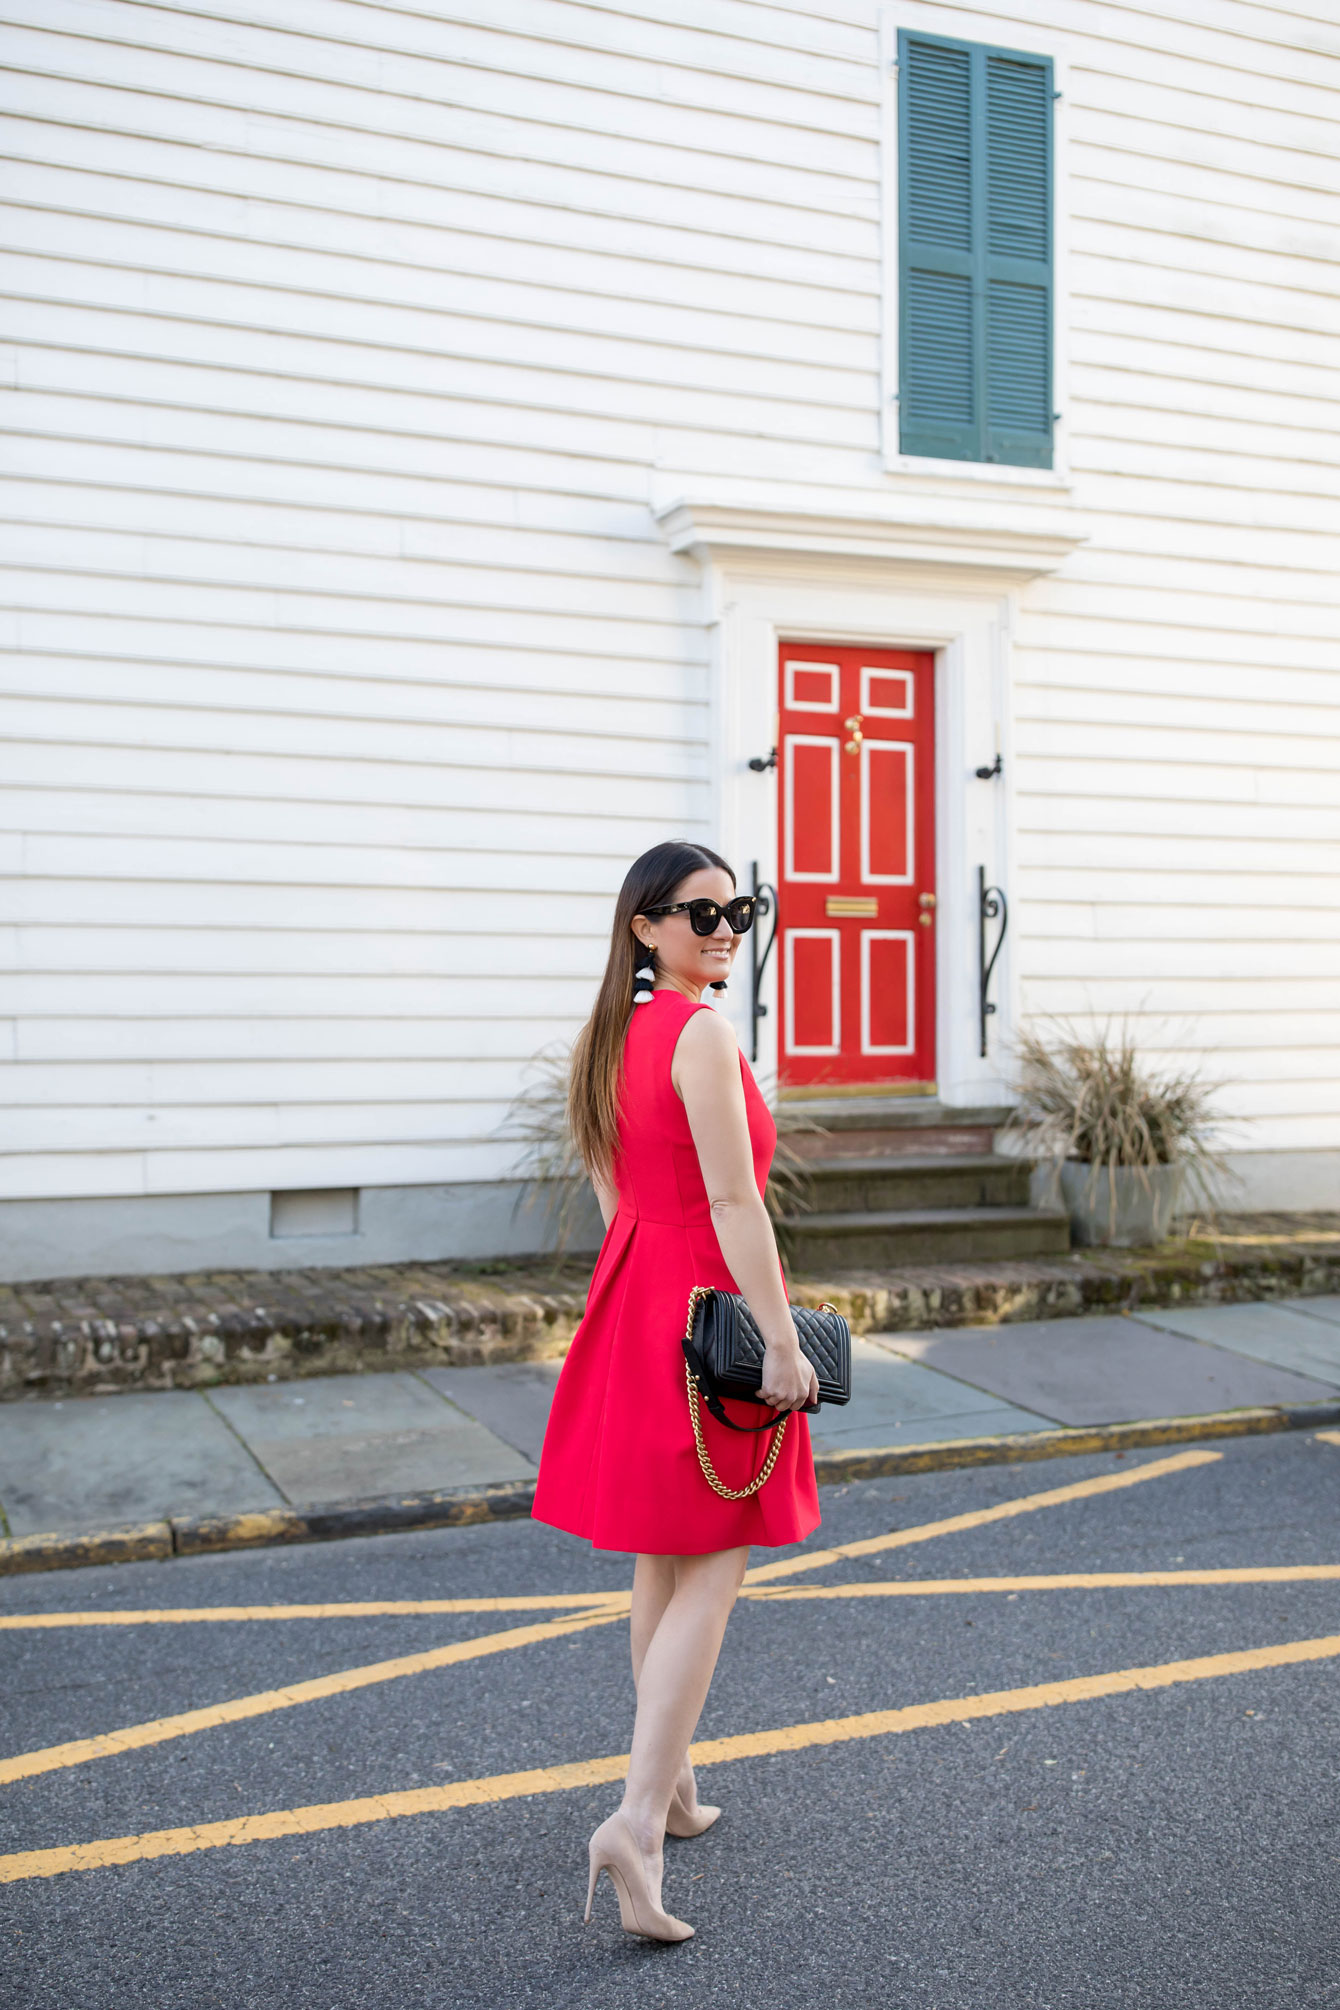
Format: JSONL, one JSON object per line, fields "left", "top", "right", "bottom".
{"left": 532, "top": 989, "right": 821, "bottom": 1555}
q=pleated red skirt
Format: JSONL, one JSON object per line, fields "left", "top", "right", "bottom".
{"left": 532, "top": 990, "right": 821, "bottom": 1556}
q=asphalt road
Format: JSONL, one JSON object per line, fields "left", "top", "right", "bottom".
{"left": 3, "top": 1431, "right": 1339, "bottom": 2010}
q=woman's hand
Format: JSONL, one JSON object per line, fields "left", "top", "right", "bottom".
{"left": 757, "top": 1340, "right": 820, "bottom": 1413}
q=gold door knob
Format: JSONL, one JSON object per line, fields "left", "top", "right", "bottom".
{"left": 918, "top": 912, "right": 933, "bottom": 927}
{"left": 919, "top": 892, "right": 937, "bottom": 908}
{"left": 844, "top": 714, "right": 864, "bottom": 755}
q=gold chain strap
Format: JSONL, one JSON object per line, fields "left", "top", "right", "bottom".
{"left": 684, "top": 1358, "right": 789, "bottom": 1499}
{"left": 682, "top": 1285, "right": 788, "bottom": 1501}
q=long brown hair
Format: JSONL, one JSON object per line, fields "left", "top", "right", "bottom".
{"left": 568, "top": 841, "right": 736, "bottom": 1184}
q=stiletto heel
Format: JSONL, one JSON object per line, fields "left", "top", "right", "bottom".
{"left": 665, "top": 1781, "right": 721, "bottom": 1838}
{"left": 584, "top": 1812, "right": 694, "bottom": 1942}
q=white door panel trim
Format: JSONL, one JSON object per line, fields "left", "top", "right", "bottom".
{"left": 783, "top": 734, "right": 840, "bottom": 883}
{"left": 860, "top": 738, "right": 915, "bottom": 886}
{"left": 861, "top": 928, "right": 916, "bottom": 1056}
{"left": 783, "top": 927, "right": 841, "bottom": 1056}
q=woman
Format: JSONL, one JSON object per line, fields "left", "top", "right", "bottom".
{"left": 532, "top": 841, "right": 820, "bottom": 1943}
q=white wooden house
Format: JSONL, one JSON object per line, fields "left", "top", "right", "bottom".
{"left": 2, "top": 0, "right": 1338, "bottom": 1281}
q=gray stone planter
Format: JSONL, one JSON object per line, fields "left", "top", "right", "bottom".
{"left": 1058, "top": 1161, "right": 1185, "bottom": 1249}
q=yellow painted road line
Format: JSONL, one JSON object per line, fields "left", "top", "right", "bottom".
{"left": 0, "top": 1605, "right": 626, "bottom": 1787}
{"left": 744, "top": 1447, "right": 1221, "bottom": 1584}
{"left": 744, "top": 1564, "right": 1340, "bottom": 1599}
{"left": 4, "top": 1630, "right": 1336, "bottom": 1885}
{"left": 0, "top": 1595, "right": 629, "bottom": 1631}
{"left": 3, "top": 1560, "right": 1333, "bottom": 1635}
{"left": 1316, "top": 1431, "right": 1340, "bottom": 1447}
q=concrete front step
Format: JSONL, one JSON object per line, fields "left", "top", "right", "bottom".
{"left": 779, "top": 1096, "right": 1010, "bottom": 1135}
{"left": 802, "top": 1153, "right": 1034, "bottom": 1213}
{"left": 780, "top": 1205, "right": 1073, "bottom": 1267}
{"left": 785, "top": 1123, "right": 999, "bottom": 1161}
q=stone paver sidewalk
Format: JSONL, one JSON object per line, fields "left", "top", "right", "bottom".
{"left": 4, "top": 1296, "right": 1340, "bottom": 1553}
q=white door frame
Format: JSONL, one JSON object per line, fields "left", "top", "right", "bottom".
{"left": 689, "top": 557, "right": 1020, "bottom": 1107}
{"left": 657, "top": 496, "right": 1085, "bottom": 1105}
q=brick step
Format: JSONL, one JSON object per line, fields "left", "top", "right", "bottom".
{"left": 798, "top": 1152, "right": 1034, "bottom": 1213}
{"left": 779, "top": 1205, "right": 1073, "bottom": 1268}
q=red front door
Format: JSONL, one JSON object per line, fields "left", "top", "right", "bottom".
{"left": 777, "top": 642, "right": 936, "bottom": 1091}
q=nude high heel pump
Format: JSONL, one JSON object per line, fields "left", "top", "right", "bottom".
{"left": 665, "top": 1782, "right": 721, "bottom": 1838}
{"left": 584, "top": 1812, "right": 694, "bottom": 1943}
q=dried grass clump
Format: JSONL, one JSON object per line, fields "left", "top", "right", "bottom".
{"left": 1005, "top": 1020, "right": 1229, "bottom": 1215}
{"left": 764, "top": 1114, "right": 825, "bottom": 1251}
{"left": 499, "top": 1043, "right": 593, "bottom": 1257}
{"left": 501, "top": 1042, "right": 823, "bottom": 1257}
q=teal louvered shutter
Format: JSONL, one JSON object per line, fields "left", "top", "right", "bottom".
{"left": 984, "top": 53, "right": 1052, "bottom": 464}
{"left": 899, "top": 37, "right": 975, "bottom": 461}
{"left": 898, "top": 32, "right": 1053, "bottom": 468}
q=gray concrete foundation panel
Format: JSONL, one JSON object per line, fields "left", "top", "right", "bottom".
{"left": 0, "top": 1180, "right": 602, "bottom": 1284}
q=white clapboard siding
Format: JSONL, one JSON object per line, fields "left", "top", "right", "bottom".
{"left": 4, "top": 173, "right": 879, "bottom": 352}
{"left": 1, "top": 750, "right": 707, "bottom": 829}
{"left": 0, "top": 125, "right": 879, "bottom": 298}
{"left": 0, "top": 486, "right": 704, "bottom": 589}
{"left": 2, "top": 1081, "right": 535, "bottom": 1149}
{"left": 0, "top": 884, "right": 626, "bottom": 940}
{"left": 21, "top": 1020, "right": 582, "bottom": 1065}
{"left": 1002, "top": 0, "right": 1340, "bottom": 1159}
{"left": 2, "top": 0, "right": 1338, "bottom": 1207}
{"left": 0, "top": 664, "right": 706, "bottom": 749}
{"left": 3, "top": 162, "right": 879, "bottom": 318}
{"left": 4, "top": 972, "right": 604, "bottom": 1022}
{"left": 1014, "top": 868, "right": 1340, "bottom": 907}
{"left": 10, "top": 1, "right": 881, "bottom": 176}
{"left": 0, "top": 1140, "right": 524, "bottom": 1202}
{"left": 0, "top": 791, "right": 688, "bottom": 866}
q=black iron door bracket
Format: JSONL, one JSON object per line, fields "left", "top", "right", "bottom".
{"left": 749, "top": 862, "right": 778, "bottom": 1064}
{"left": 978, "top": 865, "right": 1007, "bottom": 1058}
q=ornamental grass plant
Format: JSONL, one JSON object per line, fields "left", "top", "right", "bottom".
{"left": 1005, "top": 1021, "right": 1230, "bottom": 1237}
{"left": 499, "top": 1043, "right": 594, "bottom": 1258}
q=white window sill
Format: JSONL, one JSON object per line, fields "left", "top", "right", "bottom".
{"left": 882, "top": 451, "right": 1072, "bottom": 493}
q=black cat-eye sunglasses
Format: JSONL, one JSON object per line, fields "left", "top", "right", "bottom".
{"left": 639, "top": 896, "right": 757, "bottom": 937}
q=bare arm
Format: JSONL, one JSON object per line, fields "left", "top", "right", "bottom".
{"left": 674, "top": 1009, "right": 818, "bottom": 1411}
{"left": 592, "top": 1170, "right": 618, "bottom": 1233}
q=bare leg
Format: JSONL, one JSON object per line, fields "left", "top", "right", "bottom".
{"left": 618, "top": 1546, "right": 748, "bottom": 1881}
{"left": 630, "top": 1553, "right": 720, "bottom": 1824}
{"left": 630, "top": 1553, "right": 676, "bottom": 1680}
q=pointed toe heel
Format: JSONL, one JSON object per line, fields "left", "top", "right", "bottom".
{"left": 584, "top": 1813, "right": 694, "bottom": 1943}
{"left": 665, "top": 1783, "right": 721, "bottom": 1839}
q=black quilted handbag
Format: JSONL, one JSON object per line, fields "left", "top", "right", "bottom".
{"left": 681, "top": 1285, "right": 851, "bottom": 1501}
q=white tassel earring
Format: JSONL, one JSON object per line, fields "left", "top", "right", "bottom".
{"left": 633, "top": 939, "right": 656, "bottom": 1005}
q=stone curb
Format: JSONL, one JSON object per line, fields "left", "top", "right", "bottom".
{"left": 171, "top": 1480, "right": 539, "bottom": 1556}
{"left": 0, "top": 1521, "right": 175, "bottom": 1575}
{"left": 5, "top": 1400, "right": 1339, "bottom": 1578}
{"left": 806, "top": 1400, "right": 1340, "bottom": 1484}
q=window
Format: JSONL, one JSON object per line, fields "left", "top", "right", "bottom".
{"left": 897, "top": 30, "right": 1054, "bottom": 468}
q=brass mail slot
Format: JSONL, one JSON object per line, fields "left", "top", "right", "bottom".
{"left": 825, "top": 896, "right": 879, "bottom": 918}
